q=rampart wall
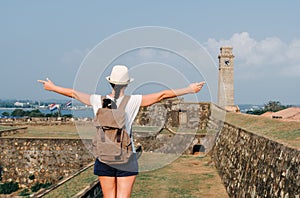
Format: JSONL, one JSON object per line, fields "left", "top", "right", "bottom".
{"left": 212, "top": 122, "right": 300, "bottom": 197}
{"left": 0, "top": 138, "right": 94, "bottom": 188}
{"left": 134, "top": 101, "right": 210, "bottom": 130}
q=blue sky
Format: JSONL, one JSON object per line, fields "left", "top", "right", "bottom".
{"left": 0, "top": 1, "right": 299, "bottom": 105}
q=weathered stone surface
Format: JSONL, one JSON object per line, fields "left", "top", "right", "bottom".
{"left": 134, "top": 102, "right": 210, "bottom": 131}
{"left": 0, "top": 138, "right": 94, "bottom": 188}
{"left": 212, "top": 122, "right": 300, "bottom": 197}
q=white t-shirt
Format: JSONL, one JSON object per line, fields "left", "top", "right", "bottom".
{"left": 90, "top": 94, "right": 142, "bottom": 151}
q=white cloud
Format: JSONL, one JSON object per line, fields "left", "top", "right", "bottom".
{"left": 204, "top": 32, "right": 300, "bottom": 78}
{"left": 287, "top": 39, "right": 300, "bottom": 63}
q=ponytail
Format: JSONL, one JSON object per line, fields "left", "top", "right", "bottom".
{"left": 110, "top": 83, "right": 127, "bottom": 103}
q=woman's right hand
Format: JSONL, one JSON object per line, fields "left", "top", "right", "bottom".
{"left": 188, "top": 81, "right": 205, "bottom": 93}
{"left": 37, "top": 78, "right": 56, "bottom": 91}
{"left": 38, "top": 78, "right": 91, "bottom": 106}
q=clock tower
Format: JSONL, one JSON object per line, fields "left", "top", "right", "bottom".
{"left": 218, "top": 46, "right": 239, "bottom": 112}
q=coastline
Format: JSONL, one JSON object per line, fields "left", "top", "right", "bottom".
{"left": 0, "top": 107, "right": 94, "bottom": 118}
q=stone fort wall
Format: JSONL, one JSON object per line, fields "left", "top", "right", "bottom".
{"left": 134, "top": 101, "right": 211, "bottom": 130}
{"left": 0, "top": 138, "right": 94, "bottom": 188}
{"left": 212, "top": 122, "right": 300, "bottom": 197}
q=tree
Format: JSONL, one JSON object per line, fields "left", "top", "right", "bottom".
{"left": 246, "top": 109, "right": 266, "bottom": 115}
{"left": 0, "top": 181, "right": 19, "bottom": 194}
{"left": 1, "top": 112, "right": 10, "bottom": 117}
{"left": 11, "top": 109, "right": 26, "bottom": 117}
{"left": 246, "top": 101, "right": 289, "bottom": 115}
{"left": 28, "top": 109, "right": 44, "bottom": 117}
{"left": 264, "top": 101, "right": 286, "bottom": 112}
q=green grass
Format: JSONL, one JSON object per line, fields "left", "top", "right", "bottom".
{"left": 2, "top": 124, "right": 81, "bottom": 139}
{"left": 0, "top": 125, "right": 15, "bottom": 131}
{"left": 225, "top": 112, "right": 300, "bottom": 149}
{"left": 132, "top": 155, "right": 227, "bottom": 198}
{"left": 6, "top": 123, "right": 206, "bottom": 139}
{"left": 43, "top": 165, "right": 97, "bottom": 198}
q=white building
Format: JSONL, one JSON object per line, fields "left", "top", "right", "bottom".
{"left": 14, "top": 102, "right": 24, "bottom": 107}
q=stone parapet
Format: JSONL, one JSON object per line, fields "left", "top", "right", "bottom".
{"left": 134, "top": 101, "right": 210, "bottom": 131}
{"left": 0, "top": 138, "right": 94, "bottom": 188}
{"left": 212, "top": 122, "right": 300, "bottom": 197}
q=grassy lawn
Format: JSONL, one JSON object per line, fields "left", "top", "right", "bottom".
{"left": 26, "top": 124, "right": 80, "bottom": 138}
{"left": 2, "top": 123, "right": 81, "bottom": 138}
{"left": 225, "top": 112, "right": 300, "bottom": 149}
{"left": 43, "top": 165, "right": 97, "bottom": 198}
{"left": 132, "top": 155, "right": 227, "bottom": 198}
{"left": 0, "top": 125, "right": 15, "bottom": 131}
{"left": 4, "top": 123, "right": 206, "bottom": 139}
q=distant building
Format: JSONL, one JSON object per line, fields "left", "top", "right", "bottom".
{"left": 14, "top": 101, "right": 24, "bottom": 107}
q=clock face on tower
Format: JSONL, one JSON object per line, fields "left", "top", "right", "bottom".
{"left": 224, "top": 59, "right": 230, "bottom": 66}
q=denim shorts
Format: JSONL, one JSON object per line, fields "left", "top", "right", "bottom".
{"left": 94, "top": 154, "right": 139, "bottom": 177}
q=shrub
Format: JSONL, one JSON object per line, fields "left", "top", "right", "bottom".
{"left": 30, "top": 182, "right": 42, "bottom": 192}
{"left": 0, "top": 181, "right": 19, "bottom": 194}
{"left": 1, "top": 112, "right": 10, "bottom": 117}
{"left": 28, "top": 174, "right": 35, "bottom": 180}
{"left": 19, "top": 188, "right": 30, "bottom": 196}
{"left": 42, "top": 182, "right": 52, "bottom": 189}
{"left": 30, "top": 181, "right": 52, "bottom": 192}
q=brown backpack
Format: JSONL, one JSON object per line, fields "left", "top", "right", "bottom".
{"left": 92, "top": 95, "right": 132, "bottom": 164}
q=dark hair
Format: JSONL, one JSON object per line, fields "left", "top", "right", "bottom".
{"left": 110, "top": 83, "right": 127, "bottom": 103}
{"left": 102, "top": 98, "right": 117, "bottom": 109}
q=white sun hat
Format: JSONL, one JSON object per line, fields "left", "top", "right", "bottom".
{"left": 106, "top": 65, "right": 134, "bottom": 85}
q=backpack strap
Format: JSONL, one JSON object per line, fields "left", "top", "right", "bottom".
{"left": 118, "top": 95, "right": 131, "bottom": 138}
{"left": 118, "top": 95, "right": 130, "bottom": 111}
{"left": 101, "top": 95, "right": 130, "bottom": 110}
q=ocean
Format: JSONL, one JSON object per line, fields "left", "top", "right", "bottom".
{"left": 0, "top": 104, "right": 268, "bottom": 119}
{"left": 0, "top": 108, "right": 94, "bottom": 118}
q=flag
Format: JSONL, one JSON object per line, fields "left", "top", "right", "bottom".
{"left": 65, "top": 100, "right": 72, "bottom": 108}
{"left": 49, "top": 103, "right": 59, "bottom": 111}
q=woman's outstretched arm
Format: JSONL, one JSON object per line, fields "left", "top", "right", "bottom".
{"left": 38, "top": 78, "right": 91, "bottom": 106}
{"left": 141, "top": 81, "right": 205, "bottom": 107}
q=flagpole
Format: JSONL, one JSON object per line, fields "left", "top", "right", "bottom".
{"left": 49, "top": 103, "right": 60, "bottom": 118}
{"left": 57, "top": 104, "right": 61, "bottom": 118}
